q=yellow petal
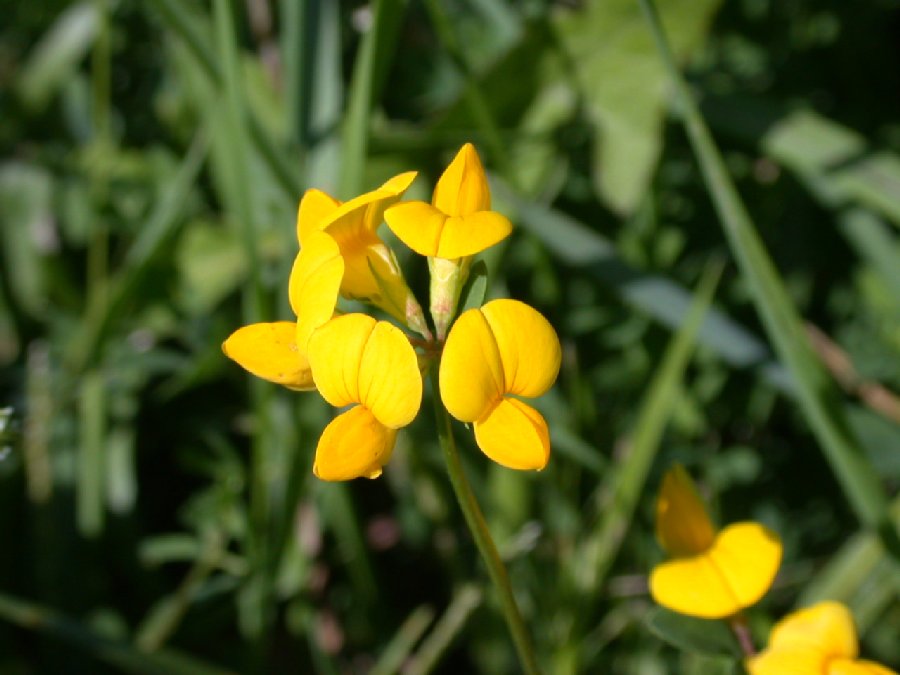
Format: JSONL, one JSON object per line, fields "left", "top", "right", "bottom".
{"left": 480, "top": 299, "right": 560, "bottom": 398}
{"left": 357, "top": 320, "right": 422, "bottom": 428}
{"left": 473, "top": 398, "right": 550, "bottom": 470}
{"left": 307, "top": 314, "right": 375, "bottom": 408}
{"left": 222, "top": 322, "right": 315, "bottom": 390}
{"left": 656, "top": 465, "right": 716, "bottom": 556}
{"left": 385, "top": 204, "right": 512, "bottom": 259}
{"left": 649, "top": 522, "right": 781, "bottom": 619}
{"left": 769, "top": 602, "right": 858, "bottom": 659}
{"left": 323, "top": 171, "right": 417, "bottom": 247}
{"left": 432, "top": 143, "right": 491, "bottom": 217}
{"left": 337, "top": 239, "right": 415, "bottom": 324}
{"left": 830, "top": 660, "right": 899, "bottom": 675}
{"left": 289, "top": 231, "right": 344, "bottom": 351}
{"left": 746, "top": 647, "right": 827, "bottom": 675}
{"left": 313, "top": 405, "right": 397, "bottom": 481}
{"left": 296, "top": 188, "right": 341, "bottom": 245}
{"left": 384, "top": 201, "right": 449, "bottom": 257}
{"left": 707, "top": 522, "right": 782, "bottom": 609}
{"left": 439, "top": 307, "right": 504, "bottom": 422}
{"left": 435, "top": 212, "right": 513, "bottom": 259}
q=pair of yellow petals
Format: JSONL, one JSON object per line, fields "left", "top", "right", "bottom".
{"left": 749, "top": 602, "right": 897, "bottom": 675}
{"left": 224, "top": 299, "right": 560, "bottom": 480}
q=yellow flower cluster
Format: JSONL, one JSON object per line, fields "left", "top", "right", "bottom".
{"left": 650, "top": 466, "right": 896, "bottom": 674}
{"left": 223, "top": 144, "right": 561, "bottom": 481}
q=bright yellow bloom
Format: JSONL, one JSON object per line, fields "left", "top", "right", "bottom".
{"left": 649, "top": 465, "right": 782, "bottom": 619}
{"left": 222, "top": 321, "right": 315, "bottom": 390}
{"left": 384, "top": 143, "right": 512, "bottom": 259}
{"left": 295, "top": 172, "right": 425, "bottom": 329}
{"left": 439, "top": 299, "right": 561, "bottom": 470}
{"left": 307, "top": 313, "right": 422, "bottom": 481}
{"left": 289, "top": 229, "right": 344, "bottom": 352}
{"left": 747, "top": 602, "right": 897, "bottom": 675}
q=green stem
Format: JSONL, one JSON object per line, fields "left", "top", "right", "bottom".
{"left": 429, "top": 375, "right": 542, "bottom": 675}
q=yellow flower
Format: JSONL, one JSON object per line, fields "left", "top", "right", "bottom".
{"left": 383, "top": 143, "right": 512, "bottom": 259}
{"left": 223, "top": 229, "right": 343, "bottom": 391}
{"left": 747, "top": 602, "right": 897, "bottom": 675}
{"left": 385, "top": 144, "right": 513, "bottom": 338}
{"left": 307, "top": 313, "right": 422, "bottom": 481}
{"left": 649, "top": 465, "right": 782, "bottom": 619}
{"left": 222, "top": 321, "right": 315, "bottom": 390}
{"left": 439, "top": 299, "right": 561, "bottom": 470}
{"left": 296, "top": 172, "right": 426, "bottom": 331}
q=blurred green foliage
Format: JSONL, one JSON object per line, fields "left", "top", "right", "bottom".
{"left": 0, "top": 0, "right": 898, "bottom": 673}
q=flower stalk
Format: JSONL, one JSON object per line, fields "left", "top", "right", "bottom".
{"left": 429, "top": 374, "right": 543, "bottom": 675}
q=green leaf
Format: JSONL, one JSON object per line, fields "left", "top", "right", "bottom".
{"left": 548, "top": 0, "right": 723, "bottom": 214}
{"left": 645, "top": 607, "right": 740, "bottom": 658}
{"left": 16, "top": 2, "right": 99, "bottom": 109}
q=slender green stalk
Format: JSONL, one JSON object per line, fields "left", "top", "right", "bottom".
{"left": 429, "top": 376, "right": 542, "bottom": 675}
{"left": 637, "top": 0, "right": 900, "bottom": 553}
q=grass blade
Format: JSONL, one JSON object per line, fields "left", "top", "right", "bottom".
{"left": 637, "top": 0, "right": 899, "bottom": 551}
{"left": 575, "top": 260, "right": 723, "bottom": 595}
{"left": 0, "top": 592, "right": 237, "bottom": 675}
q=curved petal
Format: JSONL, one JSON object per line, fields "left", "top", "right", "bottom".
{"left": 708, "top": 522, "right": 782, "bottom": 610}
{"left": 307, "top": 314, "right": 376, "bottom": 408}
{"left": 830, "top": 660, "right": 899, "bottom": 675}
{"left": 650, "top": 522, "right": 781, "bottom": 619}
{"left": 656, "top": 465, "right": 716, "bottom": 557}
{"left": 649, "top": 553, "right": 743, "bottom": 619}
{"left": 357, "top": 321, "right": 422, "bottom": 428}
{"left": 473, "top": 398, "right": 550, "bottom": 470}
{"left": 769, "top": 602, "right": 858, "bottom": 659}
{"left": 435, "top": 212, "right": 513, "bottom": 259}
{"left": 297, "top": 188, "right": 341, "bottom": 245}
{"left": 439, "top": 308, "right": 504, "bottom": 422}
{"left": 746, "top": 647, "right": 827, "bottom": 675}
{"left": 480, "top": 299, "right": 560, "bottom": 398}
{"left": 222, "top": 322, "right": 315, "bottom": 390}
{"left": 384, "top": 201, "right": 448, "bottom": 257}
{"left": 432, "top": 143, "right": 491, "bottom": 217}
{"left": 324, "top": 171, "right": 417, "bottom": 246}
{"left": 289, "top": 231, "right": 344, "bottom": 351}
{"left": 313, "top": 405, "right": 397, "bottom": 481}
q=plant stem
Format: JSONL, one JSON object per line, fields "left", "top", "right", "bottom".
{"left": 729, "top": 615, "right": 756, "bottom": 658}
{"left": 429, "top": 375, "right": 542, "bottom": 675}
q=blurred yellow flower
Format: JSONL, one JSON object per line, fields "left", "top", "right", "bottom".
{"left": 649, "top": 465, "right": 782, "bottom": 619}
{"left": 296, "top": 172, "right": 425, "bottom": 330}
{"left": 747, "top": 601, "right": 897, "bottom": 675}
{"left": 439, "top": 299, "right": 560, "bottom": 470}
{"left": 307, "top": 313, "right": 422, "bottom": 481}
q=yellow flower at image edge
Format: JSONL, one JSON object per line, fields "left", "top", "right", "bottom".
{"left": 747, "top": 602, "right": 897, "bottom": 675}
{"left": 439, "top": 299, "right": 561, "bottom": 470}
{"left": 307, "top": 313, "right": 422, "bottom": 481}
{"left": 649, "top": 465, "right": 782, "bottom": 619}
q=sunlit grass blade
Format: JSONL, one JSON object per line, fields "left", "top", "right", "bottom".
{"left": 340, "top": 0, "right": 408, "bottom": 196}
{"left": 0, "top": 592, "right": 237, "bottom": 675}
{"left": 406, "top": 584, "right": 483, "bottom": 675}
{"left": 574, "top": 260, "right": 722, "bottom": 597}
{"left": 77, "top": 369, "right": 105, "bottom": 538}
{"left": 370, "top": 605, "right": 435, "bottom": 675}
{"left": 637, "top": 0, "right": 899, "bottom": 551}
